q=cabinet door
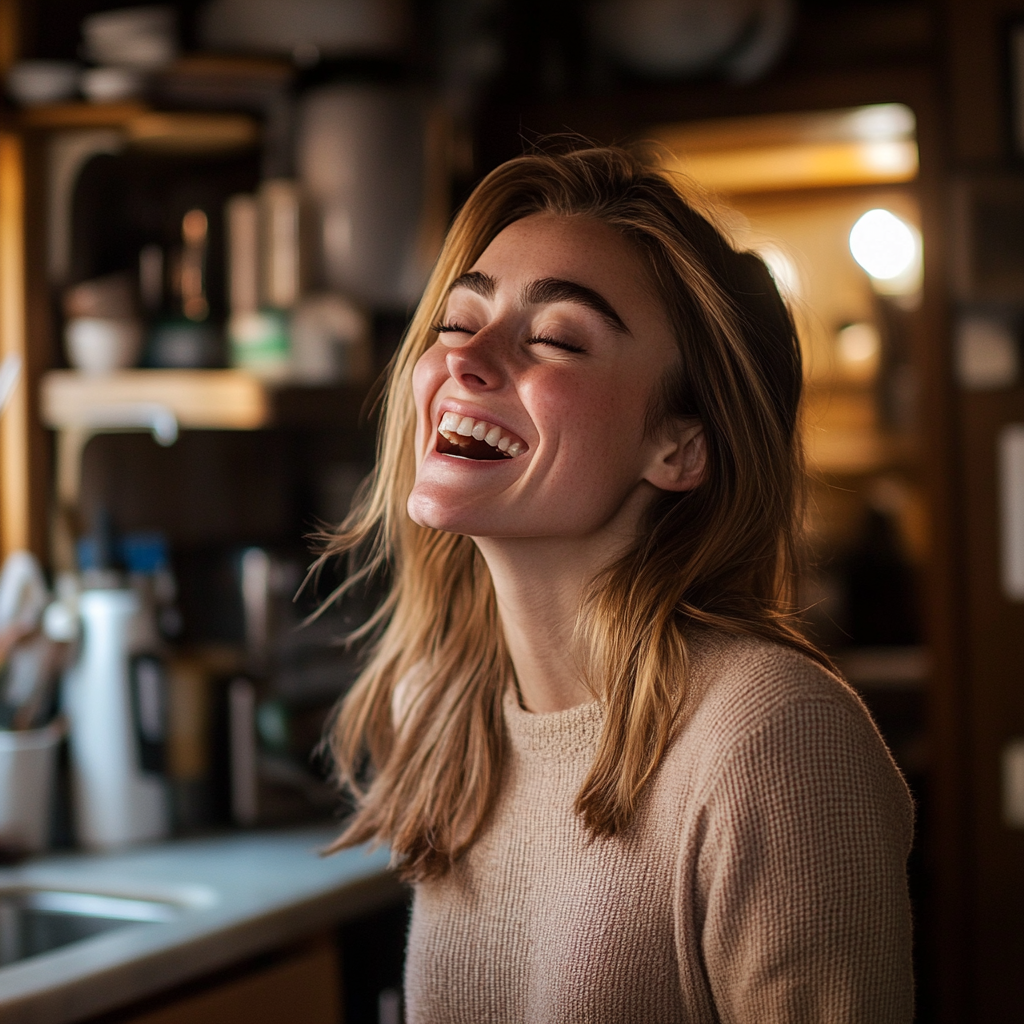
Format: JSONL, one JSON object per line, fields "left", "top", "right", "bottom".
{"left": 960, "top": 388, "right": 1024, "bottom": 1024}
{"left": 114, "top": 934, "right": 341, "bottom": 1024}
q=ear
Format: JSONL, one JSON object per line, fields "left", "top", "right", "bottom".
{"left": 643, "top": 420, "right": 706, "bottom": 493}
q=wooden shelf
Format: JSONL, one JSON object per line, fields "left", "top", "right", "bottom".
{"left": 20, "top": 102, "right": 148, "bottom": 129}
{"left": 40, "top": 368, "right": 373, "bottom": 434}
{"left": 18, "top": 104, "right": 258, "bottom": 153}
{"left": 42, "top": 369, "right": 271, "bottom": 431}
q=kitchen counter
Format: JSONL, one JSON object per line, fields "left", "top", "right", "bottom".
{"left": 0, "top": 828, "right": 400, "bottom": 1024}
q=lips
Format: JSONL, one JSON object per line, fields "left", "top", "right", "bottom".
{"left": 436, "top": 411, "right": 527, "bottom": 460}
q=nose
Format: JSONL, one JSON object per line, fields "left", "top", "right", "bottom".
{"left": 444, "top": 330, "right": 505, "bottom": 391}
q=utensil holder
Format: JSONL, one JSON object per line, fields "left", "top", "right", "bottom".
{"left": 0, "top": 721, "right": 62, "bottom": 853}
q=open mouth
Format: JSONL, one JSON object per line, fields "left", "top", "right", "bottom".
{"left": 436, "top": 411, "right": 528, "bottom": 461}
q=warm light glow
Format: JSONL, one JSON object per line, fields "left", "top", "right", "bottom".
{"left": 755, "top": 245, "right": 800, "bottom": 299}
{"left": 653, "top": 104, "right": 919, "bottom": 194}
{"left": 861, "top": 141, "right": 917, "bottom": 177}
{"left": 836, "top": 322, "right": 881, "bottom": 383}
{"left": 845, "top": 103, "right": 916, "bottom": 142}
{"left": 849, "top": 209, "right": 920, "bottom": 290}
{"left": 665, "top": 140, "right": 919, "bottom": 194}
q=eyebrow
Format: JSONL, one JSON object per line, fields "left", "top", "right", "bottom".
{"left": 447, "top": 272, "right": 630, "bottom": 335}
{"left": 448, "top": 271, "right": 496, "bottom": 299}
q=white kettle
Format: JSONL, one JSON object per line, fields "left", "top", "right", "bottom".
{"left": 63, "top": 588, "right": 169, "bottom": 849}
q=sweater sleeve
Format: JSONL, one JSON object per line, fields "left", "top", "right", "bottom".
{"left": 689, "top": 687, "right": 915, "bottom": 1024}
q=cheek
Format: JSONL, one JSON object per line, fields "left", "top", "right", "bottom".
{"left": 411, "top": 345, "right": 444, "bottom": 399}
{"left": 411, "top": 346, "right": 447, "bottom": 449}
{"left": 530, "top": 372, "right": 651, "bottom": 458}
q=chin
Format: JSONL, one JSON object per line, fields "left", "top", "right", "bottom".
{"left": 407, "top": 488, "right": 530, "bottom": 539}
{"left": 407, "top": 486, "right": 476, "bottom": 534}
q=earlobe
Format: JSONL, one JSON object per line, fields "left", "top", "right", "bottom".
{"left": 645, "top": 422, "right": 706, "bottom": 493}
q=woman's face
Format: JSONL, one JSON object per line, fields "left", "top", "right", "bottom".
{"left": 407, "top": 212, "right": 686, "bottom": 542}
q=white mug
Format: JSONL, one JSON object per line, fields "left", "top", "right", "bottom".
{"left": 65, "top": 317, "right": 142, "bottom": 374}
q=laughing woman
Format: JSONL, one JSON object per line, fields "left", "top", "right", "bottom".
{"left": 323, "top": 146, "right": 914, "bottom": 1023}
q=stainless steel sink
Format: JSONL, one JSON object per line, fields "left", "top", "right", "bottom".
{"left": 0, "top": 889, "right": 181, "bottom": 966}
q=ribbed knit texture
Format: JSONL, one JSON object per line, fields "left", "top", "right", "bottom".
{"left": 404, "top": 632, "right": 915, "bottom": 1023}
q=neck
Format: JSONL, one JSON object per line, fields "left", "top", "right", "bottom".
{"left": 474, "top": 502, "right": 646, "bottom": 713}
{"left": 476, "top": 540, "right": 592, "bottom": 713}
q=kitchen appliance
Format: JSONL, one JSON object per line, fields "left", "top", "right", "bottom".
{"left": 591, "top": 0, "right": 794, "bottom": 82}
{"left": 63, "top": 586, "right": 170, "bottom": 849}
{"left": 296, "top": 84, "right": 439, "bottom": 309}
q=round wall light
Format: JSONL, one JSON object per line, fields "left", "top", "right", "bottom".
{"left": 849, "top": 208, "right": 922, "bottom": 295}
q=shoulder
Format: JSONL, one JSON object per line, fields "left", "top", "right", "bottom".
{"left": 684, "top": 628, "right": 857, "bottom": 721}
{"left": 661, "top": 632, "right": 916, "bottom": 1022}
{"left": 662, "top": 630, "right": 913, "bottom": 839}
{"left": 680, "top": 629, "right": 882, "bottom": 752}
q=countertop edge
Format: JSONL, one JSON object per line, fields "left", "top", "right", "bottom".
{"left": 0, "top": 837, "right": 405, "bottom": 1024}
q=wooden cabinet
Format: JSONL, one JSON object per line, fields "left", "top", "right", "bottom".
{"left": 0, "top": 126, "right": 38, "bottom": 560}
{"left": 91, "top": 934, "right": 342, "bottom": 1024}
{"left": 76, "top": 892, "right": 410, "bottom": 1024}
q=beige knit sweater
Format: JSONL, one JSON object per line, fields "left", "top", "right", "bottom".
{"left": 404, "top": 631, "right": 915, "bottom": 1023}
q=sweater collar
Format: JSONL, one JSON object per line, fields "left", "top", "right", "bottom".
{"left": 502, "top": 688, "right": 605, "bottom": 763}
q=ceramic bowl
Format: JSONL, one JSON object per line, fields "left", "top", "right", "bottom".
{"left": 5, "top": 61, "right": 79, "bottom": 105}
{"left": 80, "top": 66, "right": 146, "bottom": 103}
{"left": 65, "top": 317, "right": 143, "bottom": 374}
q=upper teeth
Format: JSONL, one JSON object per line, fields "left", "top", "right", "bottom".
{"left": 439, "top": 411, "right": 526, "bottom": 457}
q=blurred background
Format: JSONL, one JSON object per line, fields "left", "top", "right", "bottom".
{"left": 0, "top": 1, "right": 1022, "bottom": 1021}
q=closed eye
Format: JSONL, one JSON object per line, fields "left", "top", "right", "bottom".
{"left": 527, "top": 335, "right": 586, "bottom": 354}
{"left": 431, "top": 320, "right": 473, "bottom": 335}
{"left": 432, "top": 320, "right": 585, "bottom": 355}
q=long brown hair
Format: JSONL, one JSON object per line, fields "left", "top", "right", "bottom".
{"left": 320, "top": 145, "right": 826, "bottom": 880}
